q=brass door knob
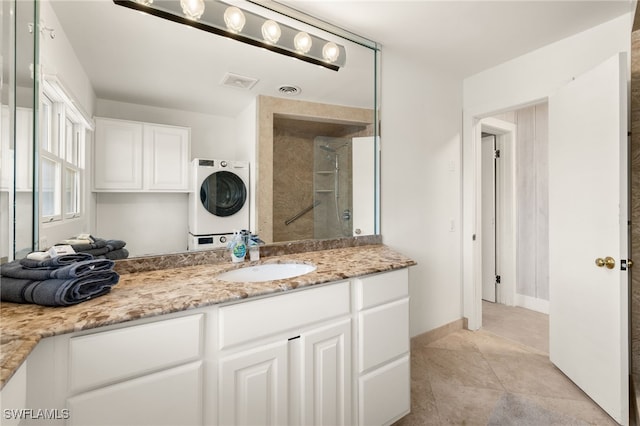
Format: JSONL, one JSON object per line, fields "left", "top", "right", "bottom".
{"left": 595, "top": 257, "right": 616, "bottom": 269}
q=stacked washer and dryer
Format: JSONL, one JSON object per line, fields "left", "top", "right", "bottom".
{"left": 188, "top": 159, "right": 250, "bottom": 251}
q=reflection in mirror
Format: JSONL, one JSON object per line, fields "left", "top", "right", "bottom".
{"left": 2, "top": 0, "right": 37, "bottom": 261}
{"left": 17, "top": 0, "right": 379, "bottom": 259}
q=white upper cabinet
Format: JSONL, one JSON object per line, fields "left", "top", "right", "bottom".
{"left": 93, "top": 117, "right": 190, "bottom": 192}
{"left": 93, "top": 118, "right": 143, "bottom": 191}
{"left": 143, "top": 124, "right": 190, "bottom": 191}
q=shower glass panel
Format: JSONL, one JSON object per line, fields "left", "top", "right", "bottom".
{"left": 1, "top": 0, "right": 38, "bottom": 261}
{"left": 313, "top": 137, "right": 352, "bottom": 239}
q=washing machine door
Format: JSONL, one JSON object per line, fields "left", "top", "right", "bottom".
{"left": 200, "top": 171, "right": 247, "bottom": 217}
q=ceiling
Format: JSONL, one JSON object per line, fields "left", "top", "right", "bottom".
{"left": 47, "top": 0, "right": 376, "bottom": 117}
{"left": 279, "top": 0, "right": 634, "bottom": 78}
{"left": 45, "top": 0, "right": 634, "bottom": 118}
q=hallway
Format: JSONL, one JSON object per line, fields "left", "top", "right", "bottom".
{"left": 394, "top": 302, "right": 617, "bottom": 425}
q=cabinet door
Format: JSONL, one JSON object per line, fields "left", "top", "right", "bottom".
{"left": 301, "top": 318, "right": 352, "bottom": 426}
{"left": 93, "top": 118, "right": 143, "bottom": 190}
{"left": 66, "top": 361, "right": 203, "bottom": 426}
{"left": 358, "top": 356, "right": 410, "bottom": 426}
{"left": 143, "top": 124, "right": 189, "bottom": 191}
{"left": 219, "top": 341, "right": 288, "bottom": 426}
{"left": 0, "top": 361, "right": 27, "bottom": 426}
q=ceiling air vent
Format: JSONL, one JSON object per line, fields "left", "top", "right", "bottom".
{"left": 221, "top": 72, "right": 258, "bottom": 90}
{"left": 278, "top": 85, "right": 301, "bottom": 96}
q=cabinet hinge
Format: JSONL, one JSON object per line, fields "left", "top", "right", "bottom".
{"left": 496, "top": 275, "right": 501, "bottom": 284}
{"left": 494, "top": 149, "right": 501, "bottom": 159}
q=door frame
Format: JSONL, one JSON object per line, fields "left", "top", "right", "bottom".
{"left": 464, "top": 101, "right": 543, "bottom": 330}
{"left": 478, "top": 118, "right": 517, "bottom": 307}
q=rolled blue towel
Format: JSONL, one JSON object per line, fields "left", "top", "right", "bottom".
{"left": 105, "top": 240, "right": 126, "bottom": 251}
{"left": 64, "top": 238, "right": 108, "bottom": 252}
{"left": 1, "top": 259, "right": 115, "bottom": 280}
{"left": 1, "top": 272, "right": 120, "bottom": 306}
{"left": 19, "top": 253, "right": 94, "bottom": 269}
{"left": 76, "top": 247, "right": 110, "bottom": 256}
{"left": 98, "top": 248, "right": 129, "bottom": 260}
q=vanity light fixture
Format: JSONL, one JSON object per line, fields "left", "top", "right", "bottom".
{"left": 293, "top": 31, "right": 312, "bottom": 54}
{"left": 322, "top": 42, "right": 340, "bottom": 63}
{"left": 180, "top": 0, "right": 205, "bottom": 20}
{"left": 261, "top": 20, "right": 281, "bottom": 44}
{"left": 223, "top": 6, "right": 245, "bottom": 33}
{"left": 113, "top": 0, "right": 347, "bottom": 71}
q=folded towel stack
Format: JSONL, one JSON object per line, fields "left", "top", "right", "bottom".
{"left": 57, "top": 237, "right": 129, "bottom": 260}
{"left": 0, "top": 254, "right": 120, "bottom": 307}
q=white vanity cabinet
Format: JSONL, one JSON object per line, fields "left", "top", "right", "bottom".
{"left": 217, "top": 281, "right": 352, "bottom": 426}
{"left": 24, "top": 312, "right": 206, "bottom": 426}
{"left": 93, "top": 117, "right": 190, "bottom": 192}
{"left": 0, "top": 362, "right": 28, "bottom": 426}
{"left": 354, "top": 268, "right": 411, "bottom": 426}
{"left": 12, "top": 267, "right": 411, "bottom": 426}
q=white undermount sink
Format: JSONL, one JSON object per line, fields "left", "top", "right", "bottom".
{"left": 216, "top": 263, "right": 317, "bottom": 282}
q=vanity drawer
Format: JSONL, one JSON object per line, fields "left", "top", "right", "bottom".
{"left": 358, "top": 355, "right": 410, "bottom": 426}
{"left": 358, "top": 298, "right": 409, "bottom": 372}
{"left": 354, "top": 268, "right": 409, "bottom": 310}
{"left": 69, "top": 314, "right": 203, "bottom": 393}
{"left": 219, "top": 281, "right": 350, "bottom": 349}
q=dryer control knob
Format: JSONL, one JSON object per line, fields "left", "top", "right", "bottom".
{"left": 220, "top": 160, "right": 228, "bottom": 167}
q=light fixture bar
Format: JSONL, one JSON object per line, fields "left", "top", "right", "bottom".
{"left": 113, "top": 0, "right": 346, "bottom": 71}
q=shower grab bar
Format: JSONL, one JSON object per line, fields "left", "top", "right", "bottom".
{"left": 285, "top": 200, "right": 321, "bottom": 226}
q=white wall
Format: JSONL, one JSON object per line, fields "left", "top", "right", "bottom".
{"left": 95, "top": 100, "right": 237, "bottom": 160}
{"left": 94, "top": 192, "right": 189, "bottom": 256}
{"left": 380, "top": 50, "right": 463, "bottom": 337}
{"left": 462, "top": 12, "right": 633, "bottom": 329}
{"left": 40, "top": 0, "right": 95, "bottom": 117}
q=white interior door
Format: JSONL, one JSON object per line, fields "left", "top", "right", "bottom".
{"left": 548, "top": 52, "right": 628, "bottom": 425}
{"left": 481, "top": 135, "right": 497, "bottom": 302}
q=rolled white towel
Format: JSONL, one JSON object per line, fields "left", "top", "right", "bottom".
{"left": 26, "top": 251, "right": 51, "bottom": 261}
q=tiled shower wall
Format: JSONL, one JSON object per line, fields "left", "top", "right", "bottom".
{"left": 272, "top": 118, "right": 365, "bottom": 242}
{"left": 256, "top": 96, "right": 374, "bottom": 243}
{"left": 631, "top": 30, "right": 640, "bottom": 376}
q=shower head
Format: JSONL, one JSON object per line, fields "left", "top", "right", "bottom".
{"left": 319, "top": 145, "right": 336, "bottom": 153}
{"left": 319, "top": 142, "right": 349, "bottom": 153}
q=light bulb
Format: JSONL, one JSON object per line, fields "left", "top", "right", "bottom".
{"left": 322, "top": 42, "right": 340, "bottom": 63}
{"left": 261, "top": 20, "right": 281, "bottom": 44}
{"left": 180, "top": 0, "right": 204, "bottom": 20}
{"left": 224, "top": 7, "right": 246, "bottom": 33}
{"left": 294, "top": 32, "right": 312, "bottom": 54}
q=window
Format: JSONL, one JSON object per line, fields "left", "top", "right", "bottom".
{"left": 39, "top": 79, "right": 90, "bottom": 224}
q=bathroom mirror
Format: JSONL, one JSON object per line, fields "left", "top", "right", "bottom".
{"left": 11, "top": 0, "right": 379, "bottom": 258}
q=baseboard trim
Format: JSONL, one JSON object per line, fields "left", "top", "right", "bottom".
{"left": 410, "top": 318, "right": 465, "bottom": 350}
{"left": 516, "top": 294, "right": 549, "bottom": 314}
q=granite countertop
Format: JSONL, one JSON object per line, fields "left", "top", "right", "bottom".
{"left": 0, "top": 244, "right": 415, "bottom": 389}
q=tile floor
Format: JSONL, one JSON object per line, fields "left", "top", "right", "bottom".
{"left": 394, "top": 301, "right": 618, "bottom": 425}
